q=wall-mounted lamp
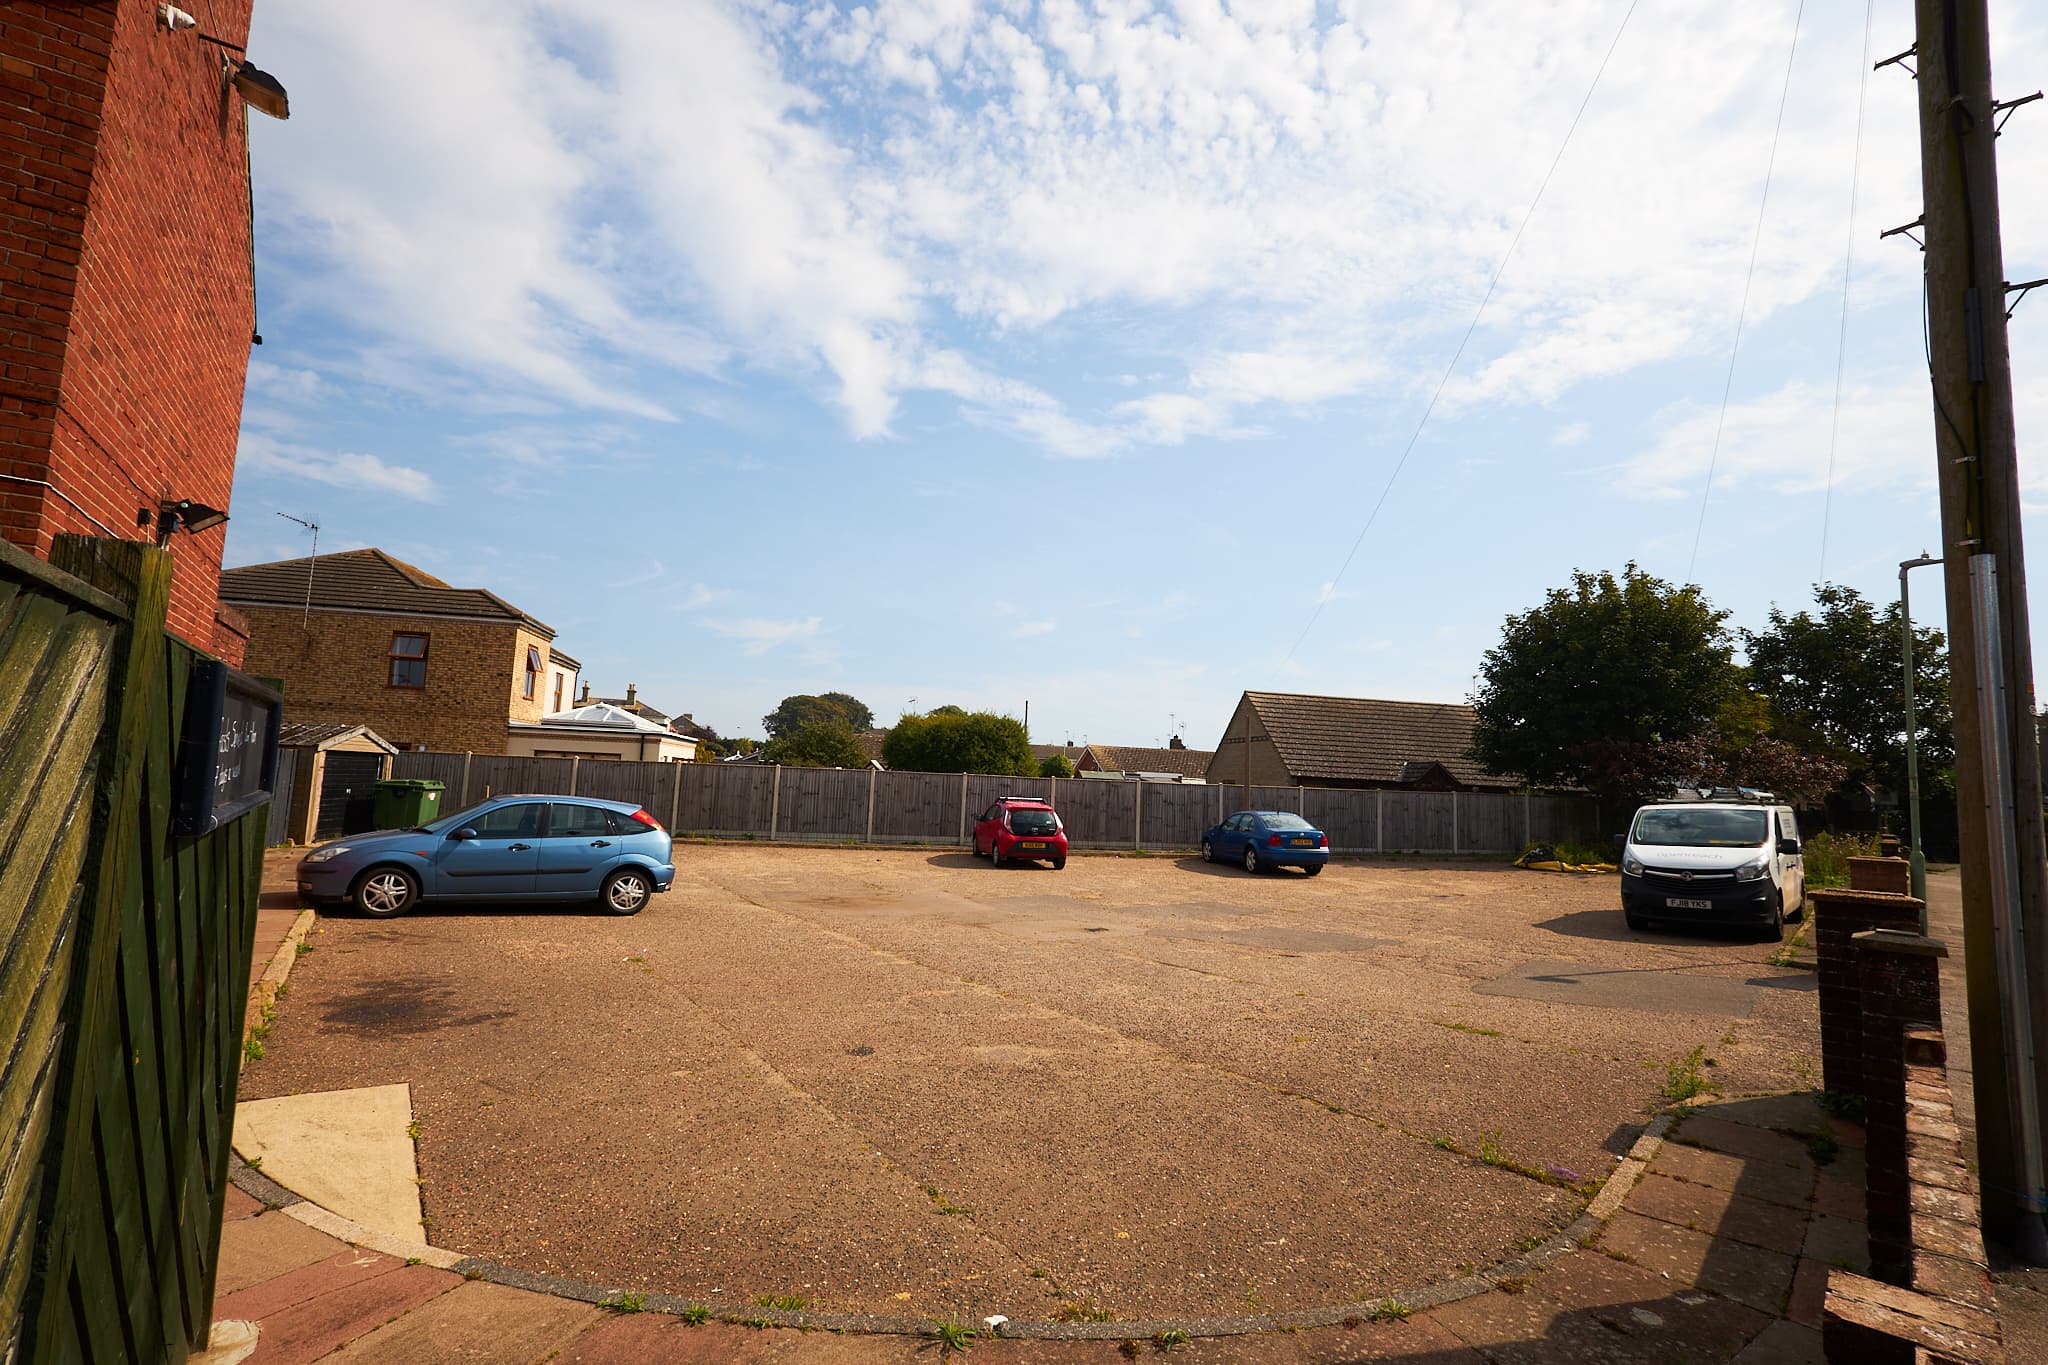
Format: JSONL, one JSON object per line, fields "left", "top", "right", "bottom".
{"left": 160, "top": 11, "right": 291, "bottom": 120}
{"left": 155, "top": 498, "right": 229, "bottom": 547}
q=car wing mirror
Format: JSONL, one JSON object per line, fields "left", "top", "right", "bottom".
{"left": 448, "top": 827, "right": 479, "bottom": 841}
{"left": 1611, "top": 834, "right": 1626, "bottom": 852}
{"left": 1778, "top": 837, "right": 1801, "bottom": 855}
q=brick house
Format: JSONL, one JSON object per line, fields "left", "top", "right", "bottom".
{"left": 1, "top": 0, "right": 277, "bottom": 662}
{"left": 219, "top": 549, "right": 582, "bottom": 754}
{"left": 1075, "top": 740, "right": 1215, "bottom": 781}
{"left": 1204, "top": 691, "right": 1526, "bottom": 792}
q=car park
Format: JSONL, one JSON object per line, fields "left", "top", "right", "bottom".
{"left": 1618, "top": 790, "right": 1805, "bottom": 940}
{"left": 295, "top": 794, "right": 675, "bottom": 918}
{"left": 972, "top": 796, "right": 1068, "bottom": 869}
{"left": 1202, "top": 810, "right": 1329, "bottom": 874}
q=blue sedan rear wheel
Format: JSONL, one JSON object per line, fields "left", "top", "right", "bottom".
{"left": 602, "top": 868, "right": 651, "bottom": 916}
{"left": 353, "top": 867, "right": 418, "bottom": 919}
{"left": 1201, "top": 839, "right": 1214, "bottom": 863}
{"left": 1243, "top": 844, "right": 1261, "bottom": 874}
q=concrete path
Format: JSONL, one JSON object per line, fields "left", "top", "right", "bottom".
{"left": 233, "top": 1084, "right": 425, "bottom": 1243}
{"left": 207, "top": 1088, "right": 1858, "bottom": 1361}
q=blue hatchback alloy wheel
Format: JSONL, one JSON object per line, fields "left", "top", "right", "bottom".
{"left": 354, "top": 867, "right": 417, "bottom": 918}
{"left": 602, "top": 869, "right": 651, "bottom": 916}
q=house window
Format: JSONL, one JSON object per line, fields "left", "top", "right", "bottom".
{"left": 389, "top": 633, "right": 429, "bottom": 688}
{"left": 552, "top": 673, "right": 564, "bottom": 711}
{"left": 523, "top": 645, "right": 541, "bottom": 699}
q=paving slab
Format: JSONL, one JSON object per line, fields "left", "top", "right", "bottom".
{"left": 553, "top": 1314, "right": 781, "bottom": 1363}
{"left": 223, "top": 1185, "right": 265, "bottom": 1222}
{"left": 230, "top": 1262, "right": 459, "bottom": 1365}
{"left": 1671, "top": 1117, "right": 1817, "bottom": 1171}
{"left": 1648, "top": 1143, "right": 1815, "bottom": 1210}
{"left": 1624, "top": 1173, "right": 1808, "bottom": 1255}
{"left": 214, "top": 1212, "right": 351, "bottom": 1296}
{"left": 1596, "top": 1211, "right": 1795, "bottom": 1316}
{"left": 211, "top": 1247, "right": 404, "bottom": 1322}
{"left": 317, "top": 1279, "right": 601, "bottom": 1363}
{"left": 1728, "top": 1318, "right": 1823, "bottom": 1364}
{"left": 1797, "top": 1214, "right": 1868, "bottom": 1274}
{"left": 233, "top": 1083, "right": 423, "bottom": 1243}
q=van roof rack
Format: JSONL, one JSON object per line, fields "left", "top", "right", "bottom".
{"left": 1694, "top": 786, "right": 1775, "bottom": 804}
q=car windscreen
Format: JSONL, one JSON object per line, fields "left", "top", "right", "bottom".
{"left": 1007, "top": 809, "right": 1060, "bottom": 835}
{"left": 1631, "top": 808, "right": 1768, "bottom": 848}
{"left": 1258, "top": 813, "right": 1314, "bottom": 831}
{"left": 418, "top": 800, "right": 498, "bottom": 834}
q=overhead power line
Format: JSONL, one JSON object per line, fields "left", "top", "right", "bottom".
{"left": 1287, "top": 0, "right": 1642, "bottom": 662}
{"left": 1687, "top": 0, "right": 1808, "bottom": 582}
{"left": 1819, "top": 0, "right": 1877, "bottom": 583}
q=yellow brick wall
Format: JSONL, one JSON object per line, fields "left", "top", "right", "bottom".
{"left": 239, "top": 606, "right": 533, "bottom": 754}
{"left": 1204, "top": 701, "right": 1295, "bottom": 786}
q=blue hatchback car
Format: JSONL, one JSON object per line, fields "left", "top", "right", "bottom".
{"left": 1201, "top": 810, "right": 1329, "bottom": 875}
{"left": 296, "top": 794, "right": 675, "bottom": 918}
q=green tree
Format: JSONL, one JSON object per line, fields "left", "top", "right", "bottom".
{"left": 1740, "top": 583, "right": 1953, "bottom": 798}
{"left": 761, "top": 718, "right": 867, "bottom": 768}
{"left": 1038, "top": 752, "right": 1075, "bottom": 778}
{"left": 884, "top": 708, "right": 1034, "bottom": 775}
{"left": 1471, "top": 564, "right": 1742, "bottom": 800}
{"left": 762, "top": 692, "right": 874, "bottom": 740}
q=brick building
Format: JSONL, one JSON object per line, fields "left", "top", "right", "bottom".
{"left": 220, "top": 549, "right": 583, "bottom": 755}
{"left": 1, "top": 0, "right": 273, "bottom": 661}
{"left": 1205, "top": 691, "right": 1528, "bottom": 792}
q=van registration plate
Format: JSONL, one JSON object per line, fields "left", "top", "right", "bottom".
{"left": 1666, "top": 897, "right": 1713, "bottom": 911}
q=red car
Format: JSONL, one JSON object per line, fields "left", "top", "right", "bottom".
{"left": 972, "top": 797, "right": 1068, "bottom": 869}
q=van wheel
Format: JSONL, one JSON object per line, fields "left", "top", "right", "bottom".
{"left": 1761, "top": 891, "right": 1786, "bottom": 943}
{"left": 1624, "top": 908, "right": 1647, "bottom": 933}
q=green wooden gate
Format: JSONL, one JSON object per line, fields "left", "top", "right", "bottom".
{"left": 0, "top": 536, "right": 267, "bottom": 1363}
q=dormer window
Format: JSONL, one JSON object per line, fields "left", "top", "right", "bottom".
{"left": 523, "top": 645, "right": 542, "bottom": 699}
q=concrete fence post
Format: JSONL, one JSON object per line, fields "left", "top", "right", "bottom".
{"left": 569, "top": 756, "right": 580, "bottom": 796}
{"left": 460, "top": 752, "right": 473, "bottom": 806}
{"left": 669, "top": 761, "right": 683, "bottom": 833}
{"left": 1134, "top": 779, "right": 1144, "bottom": 850}
{"left": 769, "top": 765, "right": 781, "bottom": 840}
{"left": 1375, "top": 791, "right": 1383, "bottom": 853}
{"left": 1451, "top": 791, "right": 1459, "bottom": 855}
{"left": 866, "top": 766, "right": 876, "bottom": 844}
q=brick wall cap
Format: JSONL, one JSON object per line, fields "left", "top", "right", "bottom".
{"left": 1811, "top": 887, "right": 1927, "bottom": 909}
{"left": 1846, "top": 855, "right": 1911, "bottom": 866}
{"left": 1851, "top": 928, "right": 1948, "bottom": 957}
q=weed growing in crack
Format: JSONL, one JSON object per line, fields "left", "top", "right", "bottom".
{"left": 601, "top": 1291, "right": 647, "bottom": 1313}
{"left": 1365, "top": 1299, "right": 1411, "bottom": 1323}
{"left": 1153, "top": 1328, "right": 1190, "bottom": 1351}
{"left": 680, "top": 1305, "right": 710, "bottom": 1325}
{"left": 1436, "top": 1021, "right": 1502, "bottom": 1037}
{"left": 757, "top": 1294, "right": 806, "bottom": 1311}
{"left": 1659, "top": 1046, "right": 1717, "bottom": 1104}
{"left": 926, "top": 1320, "right": 976, "bottom": 1354}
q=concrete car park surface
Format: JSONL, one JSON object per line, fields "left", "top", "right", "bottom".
{"left": 241, "top": 845, "right": 1822, "bottom": 1326}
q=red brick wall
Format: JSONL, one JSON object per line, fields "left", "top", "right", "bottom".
{"left": 1, "top": 0, "right": 256, "bottom": 662}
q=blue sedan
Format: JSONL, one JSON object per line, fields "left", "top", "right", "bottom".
{"left": 296, "top": 794, "right": 675, "bottom": 918}
{"left": 1201, "top": 810, "right": 1329, "bottom": 875}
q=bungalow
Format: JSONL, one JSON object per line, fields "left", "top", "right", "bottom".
{"left": 1204, "top": 691, "right": 1524, "bottom": 792}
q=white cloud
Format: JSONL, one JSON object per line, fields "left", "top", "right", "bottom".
{"left": 1552, "top": 420, "right": 1591, "bottom": 447}
{"left": 1012, "top": 618, "right": 1057, "bottom": 638}
{"left": 237, "top": 433, "right": 438, "bottom": 502}
{"left": 247, "top": 1, "right": 2048, "bottom": 453}
{"left": 709, "top": 616, "right": 824, "bottom": 655}
{"left": 676, "top": 583, "right": 731, "bottom": 611}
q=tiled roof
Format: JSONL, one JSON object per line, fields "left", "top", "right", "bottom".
{"left": 1081, "top": 744, "right": 1215, "bottom": 778}
{"left": 856, "top": 729, "right": 890, "bottom": 762}
{"left": 219, "top": 549, "right": 553, "bottom": 636}
{"left": 1233, "top": 692, "right": 1521, "bottom": 790}
{"left": 277, "top": 722, "right": 397, "bottom": 752}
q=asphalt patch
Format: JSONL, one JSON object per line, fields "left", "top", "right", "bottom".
{"left": 1474, "top": 960, "right": 1759, "bottom": 1017}
{"left": 1150, "top": 927, "right": 1388, "bottom": 954}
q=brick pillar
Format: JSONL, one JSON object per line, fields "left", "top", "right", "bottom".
{"left": 1853, "top": 930, "right": 1947, "bottom": 1285}
{"left": 1847, "top": 856, "right": 1911, "bottom": 895}
{"left": 1812, "top": 889, "right": 1923, "bottom": 1102}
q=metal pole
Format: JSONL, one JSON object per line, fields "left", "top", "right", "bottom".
{"left": 1901, "top": 554, "right": 1942, "bottom": 908}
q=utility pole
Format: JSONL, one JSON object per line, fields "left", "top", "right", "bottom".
{"left": 1908, "top": 0, "right": 2048, "bottom": 1255}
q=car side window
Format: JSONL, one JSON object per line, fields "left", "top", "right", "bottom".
{"left": 470, "top": 803, "right": 541, "bottom": 839}
{"left": 604, "top": 809, "right": 631, "bottom": 836}
{"left": 1225, "top": 814, "right": 1245, "bottom": 832}
{"left": 548, "top": 804, "right": 611, "bottom": 838}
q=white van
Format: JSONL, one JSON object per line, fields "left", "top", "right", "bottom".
{"left": 1618, "top": 793, "right": 1805, "bottom": 940}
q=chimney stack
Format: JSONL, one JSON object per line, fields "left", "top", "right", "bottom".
{"left": 626, "top": 683, "right": 638, "bottom": 704}
{"left": 579, "top": 681, "right": 591, "bottom": 704}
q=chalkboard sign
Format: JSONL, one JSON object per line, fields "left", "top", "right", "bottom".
{"left": 172, "top": 660, "right": 283, "bottom": 837}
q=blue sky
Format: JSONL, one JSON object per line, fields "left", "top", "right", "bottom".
{"left": 223, "top": 0, "right": 2048, "bottom": 749}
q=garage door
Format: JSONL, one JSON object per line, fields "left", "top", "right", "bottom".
{"left": 316, "top": 752, "right": 385, "bottom": 839}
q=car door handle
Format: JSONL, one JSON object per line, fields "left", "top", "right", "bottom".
{"left": 508, "top": 843, "right": 532, "bottom": 851}
{"left": 590, "top": 840, "right": 611, "bottom": 847}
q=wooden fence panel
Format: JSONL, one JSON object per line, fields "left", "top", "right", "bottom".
{"left": 1381, "top": 791, "right": 1455, "bottom": 850}
{"left": 1054, "top": 780, "right": 1137, "bottom": 847}
{"left": 1302, "top": 788, "right": 1377, "bottom": 852}
{"left": 678, "top": 763, "right": 776, "bottom": 833}
{"left": 1458, "top": 792, "right": 1521, "bottom": 852}
{"left": 1140, "top": 784, "right": 1216, "bottom": 849}
{"left": 869, "top": 770, "right": 955, "bottom": 841}
{"left": 265, "top": 747, "right": 302, "bottom": 847}
{"left": 574, "top": 760, "right": 671, "bottom": 813}
{"left": 777, "top": 767, "right": 870, "bottom": 841}
{"left": 7, "top": 538, "right": 266, "bottom": 1364}
{"left": 387, "top": 751, "right": 466, "bottom": 802}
